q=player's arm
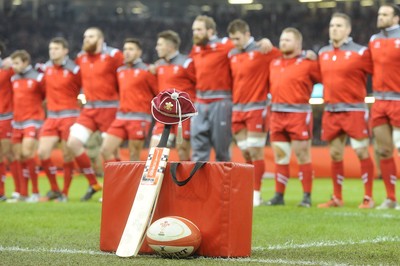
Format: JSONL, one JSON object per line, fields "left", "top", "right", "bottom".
{"left": 146, "top": 70, "right": 159, "bottom": 97}
{"left": 360, "top": 48, "right": 373, "bottom": 75}
{"left": 309, "top": 60, "right": 322, "bottom": 84}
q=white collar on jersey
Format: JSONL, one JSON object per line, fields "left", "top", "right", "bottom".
{"left": 243, "top": 37, "right": 255, "bottom": 50}
{"left": 21, "top": 65, "right": 33, "bottom": 75}
{"left": 383, "top": 24, "right": 400, "bottom": 32}
{"left": 329, "top": 37, "right": 353, "bottom": 45}
{"left": 166, "top": 51, "right": 179, "bottom": 61}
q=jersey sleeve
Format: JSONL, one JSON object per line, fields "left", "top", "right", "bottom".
{"left": 309, "top": 60, "right": 322, "bottom": 84}
{"left": 146, "top": 70, "right": 158, "bottom": 97}
{"left": 360, "top": 48, "right": 373, "bottom": 75}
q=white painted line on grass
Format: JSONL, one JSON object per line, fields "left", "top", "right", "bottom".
{"left": 328, "top": 211, "right": 399, "bottom": 219}
{"left": 252, "top": 235, "right": 400, "bottom": 251}
{"left": 0, "top": 246, "right": 338, "bottom": 265}
{"left": 0, "top": 246, "right": 113, "bottom": 256}
{"left": 3, "top": 236, "right": 398, "bottom": 265}
{"left": 0, "top": 246, "right": 337, "bottom": 265}
{"left": 198, "top": 257, "right": 343, "bottom": 266}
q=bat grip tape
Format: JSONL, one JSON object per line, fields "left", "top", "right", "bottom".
{"left": 157, "top": 124, "right": 172, "bottom": 147}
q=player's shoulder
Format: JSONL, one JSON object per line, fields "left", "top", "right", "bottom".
{"left": 12, "top": 66, "right": 43, "bottom": 82}
{"left": 171, "top": 53, "right": 192, "bottom": 67}
{"left": 64, "top": 58, "right": 80, "bottom": 74}
{"left": 342, "top": 39, "right": 367, "bottom": 55}
{"left": 117, "top": 65, "right": 129, "bottom": 72}
{"left": 318, "top": 44, "right": 333, "bottom": 55}
{"left": 135, "top": 60, "right": 150, "bottom": 71}
{"left": 103, "top": 45, "right": 122, "bottom": 58}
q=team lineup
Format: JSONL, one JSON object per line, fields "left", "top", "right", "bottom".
{"left": 0, "top": 3, "right": 400, "bottom": 211}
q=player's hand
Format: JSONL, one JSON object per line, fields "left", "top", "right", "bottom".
{"left": 303, "top": 50, "right": 317, "bottom": 60}
{"left": 1, "top": 57, "right": 12, "bottom": 69}
{"left": 148, "top": 64, "right": 157, "bottom": 74}
{"left": 257, "top": 38, "right": 273, "bottom": 53}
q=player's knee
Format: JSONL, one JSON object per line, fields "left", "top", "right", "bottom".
{"left": 69, "top": 124, "right": 91, "bottom": 147}
{"left": 21, "top": 147, "right": 35, "bottom": 160}
{"left": 329, "top": 149, "right": 343, "bottom": 161}
{"left": 376, "top": 147, "right": 393, "bottom": 159}
{"left": 295, "top": 150, "right": 310, "bottom": 164}
{"left": 63, "top": 153, "right": 74, "bottom": 163}
{"left": 353, "top": 147, "right": 370, "bottom": 160}
{"left": 273, "top": 142, "right": 291, "bottom": 165}
{"left": 4, "top": 151, "right": 15, "bottom": 162}
{"left": 100, "top": 144, "right": 114, "bottom": 160}
{"left": 37, "top": 147, "right": 51, "bottom": 160}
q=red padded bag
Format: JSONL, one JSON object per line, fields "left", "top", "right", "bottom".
{"left": 100, "top": 161, "right": 254, "bottom": 257}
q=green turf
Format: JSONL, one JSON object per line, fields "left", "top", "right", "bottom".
{"left": 0, "top": 175, "right": 399, "bottom": 265}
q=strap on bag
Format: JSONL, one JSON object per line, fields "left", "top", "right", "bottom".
{"left": 170, "top": 162, "right": 206, "bottom": 186}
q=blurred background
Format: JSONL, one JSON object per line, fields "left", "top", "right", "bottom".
{"left": 0, "top": 0, "right": 395, "bottom": 145}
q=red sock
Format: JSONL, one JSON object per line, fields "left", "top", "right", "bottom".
{"left": 299, "top": 163, "right": 313, "bottom": 193}
{"left": 253, "top": 160, "right": 264, "bottom": 191}
{"left": 42, "top": 159, "right": 60, "bottom": 192}
{"left": 25, "top": 158, "right": 39, "bottom": 194}
{"left": 331, "top": 161, "right": 344, "bottom": 200}
{"left": 9, "top": 161, "right": 21, "bottom": 193}
{"left": 360, "top": 157, "right": 374, "bottom": 198}
{"left": 20, "top": 161, "right": 28, "bottom": 197}
{"left": 0, "top": 162, "right": 5, "bottom": 196}
{"left": 62, "top": 162, "right": 74, "bottom": 196}
{"left": 75, "top": 153, "right": 98, "bottom": 186}
{"left": 380, "top": 157, "right": 397, "bottom": 201}
{"left": 275, "top": 164, "right": 289, "bottom": 194}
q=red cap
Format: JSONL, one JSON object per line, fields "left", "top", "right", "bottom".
{"left": 151, "top": 89, "right": 197, "bottom": 125}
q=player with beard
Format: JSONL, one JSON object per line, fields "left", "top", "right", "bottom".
{"left": 265, "top": 28, "right": 321, "bottom": 207}
{"left": 227, "top": 19, "right": 281, "bottom": 206}
{"left": 67, "top": 27, "right": 123, "bottom": 201}
{"left": 317, "top": 13, "right": 374, "bottom": 209}
{"left": 100, "top": 38, "right": 157, "bottom": 163}
{"left": 37, "top": 37, "right": 81, "bottom": 202}
{"left": 0, "top": 42, "right": 20, "bottom": 201}
{"left": 190, "top": 15, "right": 272, "bottom": 162}
{"left": 9, "top": 50, "right": 45, "bottom": 203}
{"left": 369, "top": 4, "right": 400, "bottom": 209}
{"left": 150, "top": 30, "right": 196, "bottom": 160}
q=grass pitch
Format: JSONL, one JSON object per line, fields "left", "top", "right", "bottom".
{"left": 0, "top": 174, "right": 399, "bottom": 265}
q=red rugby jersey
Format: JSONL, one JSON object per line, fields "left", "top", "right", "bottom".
{"left": 319, "top": 38, "right": 372, "bottom": 104}
{"left": 0, "top": 64, "right": 13, "bottom": 115}
{"left": 190, "top": 36, "right": 234, "bottom": 101}
{"left": 229, "top": 40, "right": 281, "bottom": 105}
{"left": 369, "top": 25, "right": 400, "bottom": 93}
{"left": 269, "top": 56, "right": 321, "bottom": 104}
{"left": 117, "top": 60, "right": 157, "bottom": 114}
{"left": 42, "top": 58, "right": 81, "bottom": 111}
{"left": 11, "top": 66, "right": 45, "bottom": 122}
{"left": 156, "top": 52, "right": 196, "bottom": 101}
{"left": 76, "top": 44, "right": 123, "bottom": 101}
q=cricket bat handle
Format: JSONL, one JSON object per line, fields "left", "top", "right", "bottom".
{"left": 158, "top": 124, "right": 172, "bottom": 148}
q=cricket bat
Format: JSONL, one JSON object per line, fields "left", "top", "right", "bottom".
{"left": 116, "top": 125, "right": 172, "bottom": 257}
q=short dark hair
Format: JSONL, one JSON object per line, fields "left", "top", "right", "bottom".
{"left": 10, "top": 50, "right": 31, "bottom": 63}
{"left": 331, "top": 12, "right": 351, "bottom": 27}
{"left": 50, "top": 37, "right": 69, "bottom": 49}
{"left": 227, "top": 19, "right": 250, "bottom": 34}
{"left": 158, "top": 30, "right": 181, "bottom": 49}
{"left": 382, "top": 3, "right": 400, "bottom": 17}
{"left": 124, "top": 38, "right": 142, "bottom": 50}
